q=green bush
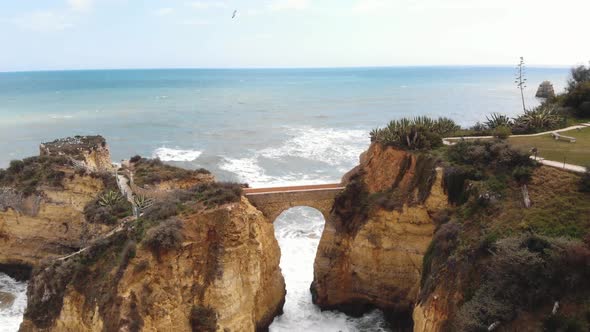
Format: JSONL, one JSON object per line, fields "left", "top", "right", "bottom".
{"left": 370, "top": 116, "right": 459, "bottom": 150}
{"left": 142, "top": 218, "right": 184, "bottom": 256}
{"left": 485, "top": 113, "right": 512, "bottom": 129}
{"left": 447, "top": 140, "right": 533, "bottom": 170}
{"left": 190, "top": 182, "right": 243, "bottom": 207}
{"left": 454, "top": 235, "right": 590, "bottom": 331}
{"left": 131, "top": 157, "right": 211, "bottom": 187}
{"left": 84, "top": 192, "right": 133, "bottom": 225}
{"left": 0, "top": 156, "right": 71, "bottom": 196}
{"left": 512, "top": 166, "right": 533, "bottom": 185}
{"left": 512, "top": 105, "right": 562, "bottom": 134}
{"left": 492, "top": 125, "right": 512, "bottom": 139}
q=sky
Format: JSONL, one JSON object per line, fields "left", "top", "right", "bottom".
{"left": 0, "top": 0, "right": 589, "bottom": 71}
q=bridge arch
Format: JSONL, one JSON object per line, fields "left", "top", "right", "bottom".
{"left": 244, "top": 184, "right": 343, "bottom": 223}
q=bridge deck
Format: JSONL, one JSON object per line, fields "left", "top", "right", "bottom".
{"left": 243, "top": 183, "right": 344, "bottom": 195}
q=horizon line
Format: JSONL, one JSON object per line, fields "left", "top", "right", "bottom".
{"left": 0, "top": 63, "right": 572, "bottom": 74}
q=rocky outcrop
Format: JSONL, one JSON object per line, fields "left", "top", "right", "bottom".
{"left": 20, "top": 197, "right": 285, "bottom": 332}
{"left": 535, "top": 81, "right": 555, "bottom": 99}
{"left": 0, "top": 169, "right": 113, "bottom": 273}
{"left": 40, "top": 135, "right": 113, "bottom": 172}
{"left": 312, "top": 143, "right": 448, "bottom": 327}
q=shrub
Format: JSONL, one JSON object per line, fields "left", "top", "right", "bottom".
{"left": 190, "top": 182, "right": 243, "bottom": 207}
{"left": 141, "top": 200, "right": 181, "bottom": 222}
{"left": 485, "top": 113, "right": 512, "bottom": 129}
{"left": 580, "top": 167, "right": 590, "bottom": 192}
{"left": 0, "top": 156, "right": 71, "bottom": 196}
{"left": 447, "top": 140, "right": 533, "bottom": 170}
{"left": 142, "top": 218, "right": 184, "bottom": 256}
{"left": 129, "top": 155, "right": 142, "bottom": 163}
{"left": 454, "top": 235, "right": 590, "bottom": 331}
{"left": 512, "top": 166, "right": 533, "bottom": 185}
{"left": 84, "top": 190, "right": 132, "bottom": 225}
{"left": 131, "top": 157, "right": 211, "bottom": 187}
{"left": 512, "top": 105, "right": 562, "bottom": 134}
{"left": 492, "top": 125, "right": 511, "bottom": 139}
{"left": 370, "top": 117, "right": 459, "bottom": 150}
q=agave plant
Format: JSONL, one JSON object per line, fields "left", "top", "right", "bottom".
{"left": 98, "top": 190, "right": 122, "bottom": 207}
{"left": 485, "top": 113, "right": 512, "bottom": 129}
{"left": 370, "top": 116, "right": 456, "bottom": 150}
{"left": 513, "top": 105, "right": 561, "bottom": 132}
{"left": 433, "top": 117, "right": 461, "bottom": 136}
{"left": 134, "top": 194, "right": 155, "bottom": 211}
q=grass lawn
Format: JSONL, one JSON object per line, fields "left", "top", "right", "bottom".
{"left": 509, "top": 127, "right": 590, "bottom": 166}
{"left": 485, "top": 166, "right": 590, "bottom": 239}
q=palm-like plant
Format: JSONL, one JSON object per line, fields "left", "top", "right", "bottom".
{"left": 485, "top": 113, "right": 512, "bottom": 129}
{"left": 370, "top": 116, "right": 458, "bottom": 150}
{"left": 513, "top": 105, "right": 560, "bottom": 132}
{"left": 98, "top": 190, "right": 123, "bottom": 207}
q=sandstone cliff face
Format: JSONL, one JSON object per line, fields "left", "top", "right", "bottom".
{"left": 312, "top": 143, "right": 448, "bottom": 326}
{"left": 0, "top": 173, "right": 111, "bottom": 270}
{"left": 20, "top": 197, "right": 285, "bottom": 332}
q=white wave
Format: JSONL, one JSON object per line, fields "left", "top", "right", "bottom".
{"left": 220, "top": 157, "right": 334, "bottom": 188}
{"left": 153, "top": 147, "right": 202, "bottom": 162}
{"left": 260, "top": 127, "right": 368, "bottom": 171}
{"left": 270, "top": 208, "right": 389, "bottom": 331}
{"left": 0, "top": 273, "right": 28, "bottom": 332}
{"left": 219, "top": 127, "right": 368, "bottom": 188}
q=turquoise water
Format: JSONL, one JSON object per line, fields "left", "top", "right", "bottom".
{"left": 0, "top": 67, "right": 570, "bottom": 331}
{"left": 0, "top": 67, "right": 569, "bottom": 184}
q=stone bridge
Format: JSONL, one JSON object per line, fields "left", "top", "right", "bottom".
{"left": 244, "top": 184, "right": 344, "bottom": 222}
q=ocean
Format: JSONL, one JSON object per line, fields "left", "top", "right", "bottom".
{"left": 0, "top": 66, "right": 570, "bottom": 331}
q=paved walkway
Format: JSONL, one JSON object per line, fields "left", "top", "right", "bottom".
{"left": 532, "top": 157, "right": 587, "bottom": 173}
{"left": 443, "top": 123, "right": 590, "bottom": 145}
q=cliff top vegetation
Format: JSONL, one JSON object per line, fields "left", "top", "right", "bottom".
{"left": 129, "top": 156, "right": 211, "bottom": 187}
{"left": 40, "top": 135, "right": 107, "bottom": 160}
{"left": 370, "top": 116, "right": 459, "bottom": 150}
{"left": 0, "top": 155, "right": 72, "bottom": 196}
{"left": 421, "top": 142, "right": 590, "bottom": 330}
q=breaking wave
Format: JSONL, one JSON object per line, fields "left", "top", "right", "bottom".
{"left": 152, "top": 147, "right": 202, "bottom": 162}
{"left": 0, "top": 273, "right": 27, "bottom": 332}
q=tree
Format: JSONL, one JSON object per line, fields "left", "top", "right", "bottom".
{"left": 515, "top": 57, "right": 528, "bottom": 112}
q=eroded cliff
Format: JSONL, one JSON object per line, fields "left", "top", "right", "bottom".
{"left": 0, "top": 136, "right": 120, "bottom": 276}
{"left": 312, "top": 143, "right": 449, "bottom": 327}
{"left": 20, "top": 190, "right": 285, "bottom": 332}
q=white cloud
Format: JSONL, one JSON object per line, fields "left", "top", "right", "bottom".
{"left": 67, "top": 0, "right": 94, "bottom": 12}
{"left": 154, "top": 8, "right": 174, "bottom": 16}
{"left": 188, "top": 1, "right": 228, "bottom": 10}
{"left": 269, "top": 0, "right": 310, "bottom": 11}
{"left": 11, "top": 11, "right": 73, "bottom": 32}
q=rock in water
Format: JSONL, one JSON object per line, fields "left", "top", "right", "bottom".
{"left": 535, "top": 81, "right": 555, "bottom": 99}
{"left": 0, "top": 290, "right": 16, "bottom": 309}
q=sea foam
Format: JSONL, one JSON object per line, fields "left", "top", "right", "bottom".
{"left": 0, "top": 273, "right": 27, "bottom": 332}
{"left": 153, "top": 147, "right": 202, "bottom": 162}
{"left": 220, "top": 127, "right": 368, "bottom": 187}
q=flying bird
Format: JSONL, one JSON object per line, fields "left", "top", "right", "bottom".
{"left": 232, "top": 10, "right": 237, "bottom": 19}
